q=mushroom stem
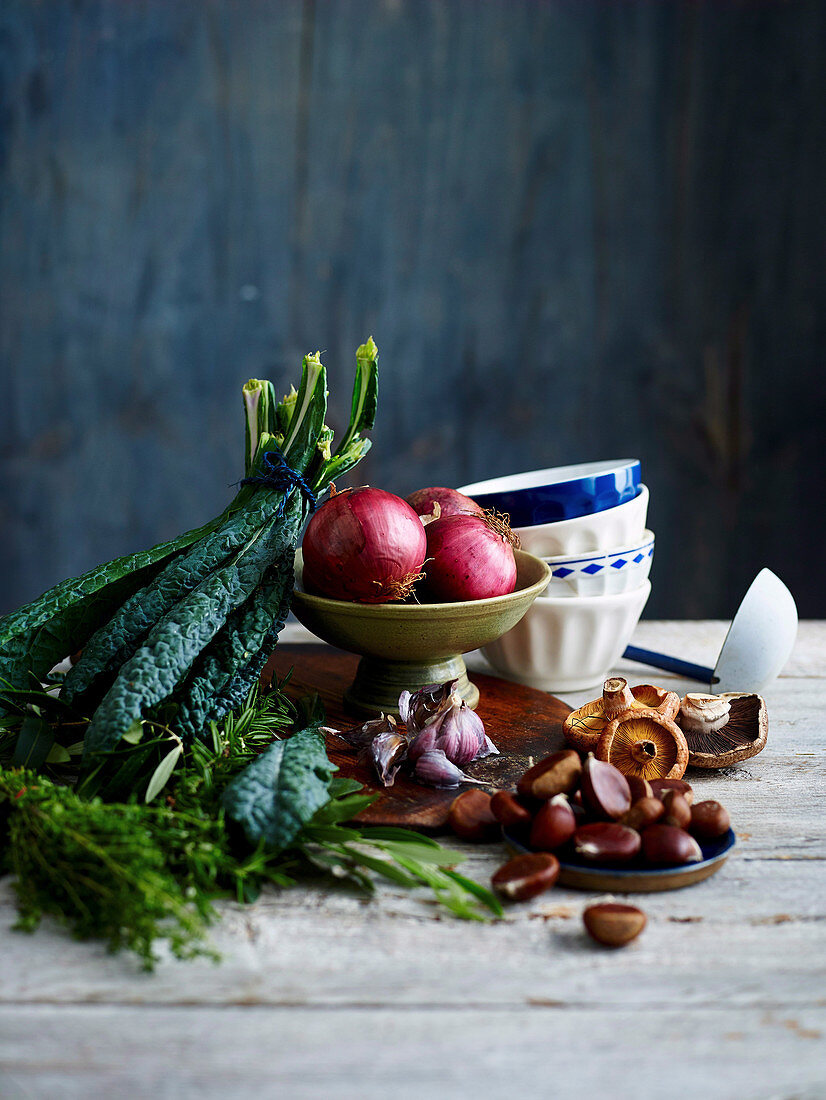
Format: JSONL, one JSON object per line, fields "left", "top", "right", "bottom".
{"left": 679, "top": 693, "right": 731, "bottom": 735}
{"left": 602, "top": 677, "right": 636, "bottom": 719}
{"left": 631, "top": 740, "right": 658, "bottom": 763}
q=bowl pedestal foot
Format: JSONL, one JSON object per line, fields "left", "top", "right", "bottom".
{"left": 343, "top": 654, "right": 480, "bottom": 716}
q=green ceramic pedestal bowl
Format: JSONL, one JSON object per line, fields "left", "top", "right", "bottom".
{"left": 291, "top": 548, "right": 551, "bottom": 715}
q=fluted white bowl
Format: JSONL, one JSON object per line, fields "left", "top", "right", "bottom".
{"left": 543, "top": 530, "right": 654, "bottom": 597}
{"left": 514, "top": 485, "right": 649, "bottom": 558}
{"left": 481, "top": 580, "right": 651, "bottom": 693}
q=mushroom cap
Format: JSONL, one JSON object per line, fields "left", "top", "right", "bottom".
{"left": 630, "top": 684, "right": 680, "bottom": 719}
{"left": 682, "top": 692, "right": 768, "bottom": 768}
{"left": 564, "top": 684, "right": 681, "bottom": 753}
{"left": 596, "top": 708, "right": 689, "bottom": 781}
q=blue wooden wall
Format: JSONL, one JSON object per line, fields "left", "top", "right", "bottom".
{"left": 1, "top": 0, "right": 824, "bottom": 618}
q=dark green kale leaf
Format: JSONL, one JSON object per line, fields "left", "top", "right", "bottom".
{"left": 222, "top": 718, "right": 335, "bottom": 853}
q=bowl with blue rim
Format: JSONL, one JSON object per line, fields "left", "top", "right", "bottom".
{"left": 542, "top": 530, "right": 655, "bottom": 597}
{"left": 503, "top": 826, "right": 736, "bottom": 892}
{"left": 460, "top": 459, "right": 641, "bottom": 528}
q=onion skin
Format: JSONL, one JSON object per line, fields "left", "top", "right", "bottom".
{"left": 422, "top": 513, "right": 518, "bottom": 602}
{"left": 406, "top": 486, "right": 483, "bottom": 521}
{"left": 301, "top": 487, "right": 427, "bottom": 603}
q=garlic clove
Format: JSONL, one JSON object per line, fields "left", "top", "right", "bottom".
{"left": 370, "top": 729, "right": 408, "bottom": 787}
{"left": 413, "top": 749, "right": 481, "bottom": 789}
{"left": 436, "top": 703, "right": 487, "bottom": 766}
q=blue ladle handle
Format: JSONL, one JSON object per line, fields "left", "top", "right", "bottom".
{"left": 622, "top": 645, "right": 716, "bottom": 685}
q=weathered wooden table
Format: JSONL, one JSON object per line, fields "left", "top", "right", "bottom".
{"left": 1, "top": 621, "right": 823, "bottom": 1099}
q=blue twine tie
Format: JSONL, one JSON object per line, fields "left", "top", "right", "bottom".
{"left": 241, "top": 450, "right": 317, "bottom": 512}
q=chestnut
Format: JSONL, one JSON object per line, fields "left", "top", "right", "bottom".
{"left": 580, "top": 754, "right": 631, "bottom": 820}
{"left": 583, "top": 902, "right": 647, "bottom": 948}
{"left": 573, "top": 822, "right": 641, "bottom": 864}
{"left": 492, "top": 852, "right": 560, "bottom": 902}
{"left": 660, "top": 789, "right": 692, "bottom": 830}
{"left": 641, "top": 824, "right": 703, "bottom": 865}
{"left": 447, "top": 790, "right": 499, "bottom": 842}
{"left": 690, "top": 800, "right": 731, "bottom": 840}
{"left": 626, "top": 775, "right": 654, "bottom": 804}
{"left": 490, "top": 790, "right": 533, "bottom": 829}
{"left": 517, "top": 749, "right": 581, "bottom": 802}
{"left": 620, "top": 796, "right": 664, "bottom": 831}
{"left": 649, "top": 778, "right": 693, "bottom": 805}
{"left": 530, "top": 795, "right": 576, "bottom": 851}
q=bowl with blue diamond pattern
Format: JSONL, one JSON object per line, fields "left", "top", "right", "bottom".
{"left": 541, "top": 531, "right": 654, "bottom": 597}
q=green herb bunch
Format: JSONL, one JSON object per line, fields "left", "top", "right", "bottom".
{"left": 0, "top": 688, "right": 501, "bottom": 970}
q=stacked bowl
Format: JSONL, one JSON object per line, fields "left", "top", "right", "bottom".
{"left": 459, "top": 461, "right": 652, "bottom": 692}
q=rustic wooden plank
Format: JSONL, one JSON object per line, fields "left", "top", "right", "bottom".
{"left": 1, "top": 1004, "right": 824, "bottom": 1100}
{"left": 1, "top": 858, "right": 824, "bottom": 1008}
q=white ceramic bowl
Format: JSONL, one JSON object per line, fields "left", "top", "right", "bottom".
{"left": 481, "top": 580, "right": 651, "bottom": 693}
{"left": 543, "top": 531, "right": 654, "bottom": 597}
{"left": 513, "top": 484, "right": 649, "bottom": 557}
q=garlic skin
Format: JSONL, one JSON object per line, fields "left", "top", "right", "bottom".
{"left": 679, "top": 693, "right": 731, "bottom": 734}
{"left": 398, "top": 681, "right": 457, "bottom": 734}
{"left": 326, "top": 713, "right": 398, "bottom": 748}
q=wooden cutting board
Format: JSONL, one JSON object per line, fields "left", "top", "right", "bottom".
{"left": 263, "top": 644, "right": 572, "bottom": 831}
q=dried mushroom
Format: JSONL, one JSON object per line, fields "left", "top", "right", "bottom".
{"left": 677, "top": 691, "right": 768, "bottom": 768}
{"left": 596, "top": 709, "right": 689, "bottom": 782}
{"left": 564, "top": 678, "right": 680, "bottom": 752}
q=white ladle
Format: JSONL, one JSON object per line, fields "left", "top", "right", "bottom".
{"left": 623, "top": 568, "right": 798, "bottom": 693}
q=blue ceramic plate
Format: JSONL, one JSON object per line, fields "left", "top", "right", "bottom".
{"left": 503, "top": 827, "right": 736, "bottom": 893}
{"left": 459, "top": 460, "right": 641, "bottom": 527}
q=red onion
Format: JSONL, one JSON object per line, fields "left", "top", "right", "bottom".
{"left": 302, "top": 487, "right": 427, "bottom": 603}
{"left": 422, "top": 512, "right": 519, "bottom": 602}
{"left": 406, "top": 486, "right": 483, "bottom": 524}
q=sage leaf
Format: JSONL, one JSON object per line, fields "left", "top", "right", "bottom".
{"left": 12, "top": 714, "right": 55, "bottom": 769}
{"left": 145, "top": 743, "right": 184, "bottom": 803}
{"left": 45, "top": 743, "right": 72, "bottom": 765}
{"left": 122, "top": 720, "right": 144, "bottom": 745}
